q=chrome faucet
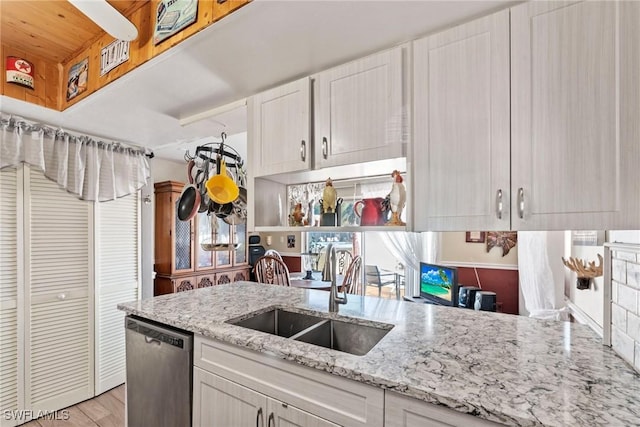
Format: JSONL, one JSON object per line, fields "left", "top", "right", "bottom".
{"left": 323, "top": 244, "right": 347, "bottom": 312}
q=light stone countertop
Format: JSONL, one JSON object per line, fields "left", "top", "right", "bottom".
{"left": 118, "top": 282, "right": 640, "bottom": 426}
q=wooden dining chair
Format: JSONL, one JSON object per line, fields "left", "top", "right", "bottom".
{"left": 365, "top": 265, "right": 397, "bottom": 297}
{"left": 341, "top": 256, "right": 362, "bottom": 294}
{"left": 253, "top": 255, "right": 291, "bottom": 286}
{"left": 264, "top": 249, "right": 283, "bottom": 261}
{"left": 335, "top": 249, "right": 354, "bottom": 275}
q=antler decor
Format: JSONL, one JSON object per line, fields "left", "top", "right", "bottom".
{"left": 562, "top": 254, "right": 603, "bottom": 290}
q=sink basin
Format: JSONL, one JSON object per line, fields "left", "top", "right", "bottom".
{"left": 228, "top": 308, "right": 393, "bottom": 356}
{"left": 229, "top": 308, "right": 324, "bottom": 338}
{"left": 293, "top": 319, "right": 391, "bottom": 356}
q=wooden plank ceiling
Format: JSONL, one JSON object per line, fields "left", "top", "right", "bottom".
{"left": 0, "top": 0, "right": 146, "bottom": 63}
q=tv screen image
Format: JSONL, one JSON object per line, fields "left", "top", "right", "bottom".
{"left": 419, "top": 263, "right": 458, "bottom": 306}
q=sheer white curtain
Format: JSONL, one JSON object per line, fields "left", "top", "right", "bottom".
{"left": 518, "top": 231, "right": 568, "bottom": 320}
{"left": 380, "top": 232, "right": 438, "bottom": 297}
{"left": 0, "top": 114, "right": 150, "bottom": 201}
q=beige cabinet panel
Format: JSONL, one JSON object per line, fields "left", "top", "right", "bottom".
{"left": 413, "top": 9, "right": 510, "bottom": 231}
{"left": 250, "top": 77, "right": 311, "bottom": 177}
{"left": 193, "top": 367, "right": 339, "bottom": 427}
{"left": 314, "top": 46, "right": 406, "bottom": 168}
{"left": 268, "top": 398, "right": 339, "bottom": 427}
{"left": 511, "top": 0, "right": 640, "bottom": 230}
{"left": 193, "top": 367, "right": 264, "bottom": 427}
{"left": 385, "top": 391, "right": 502, "bottom": 427}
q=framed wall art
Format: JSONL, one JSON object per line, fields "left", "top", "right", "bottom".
{"left": 465, "top": 232, "right": 486, "bottom": 243}
{"left": 154, "top": 0, "right": 198, "bottom": 45}
{"left": 6, "top": 57, "right": 34, "bottom": 89}
{"left": 486, "top": 231, "right": 518, "bottom": 257}
{"left": 66, "top": 57, "right": 88, "bottom": 101}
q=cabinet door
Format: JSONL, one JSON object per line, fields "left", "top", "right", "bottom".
{"left": 214, "top": 217, "right": 233, "bottom": 268}
{"left": 231, "top": 268, "right": 250, "bottom": 283}
{"left": 233, "top": 222, "right": 248, "bottom": 265}
{"left": 315, "top": 46, "right": 406, "bottom": 168}
{"left": 0, "top": 167, "right": 19, "bottom": 427}
{"left": 173, "top": 197, "right": 195, "bottom": 273}
{"left": 268, "top": 398, "right": 340, "bottom": 427}
{"left": 216, "top": 271, "right": 232, "bottom": 286}
{"left": 413, "top": 10, "right": 510, "bottom": 231}
{"left": 25, "top": 169, "right": 93, "bottom": 413}
{"left": 511, "top": 1, "right": 640, "bottom": 230}
{"left": 95, "top": 192, "right": 140, "bottom": 394}
{"left": 197, "top": 274, "right": 215, "bottom": 289}
{"left": 195, "top": 212, "right": 214, "bottom": 271}
{"left": 385, "top": 391, "right": 502, "bottom": 427}
{"left": 250, "top": 77, "right": 311, "bottom": 177}
{"left": 173, "top": 276, "right": 196, "bottom": 292}
{"left": 193, "top": 367, "right": 266, "bottom": 427}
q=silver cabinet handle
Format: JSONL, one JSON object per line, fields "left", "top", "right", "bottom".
{"left": 496, "top": 189, "right": 503, "bottom": 220}
{"left": 300, "top": 140, "right": 306, "bottom": 162}
{"left": 256, "top": 408, "right": 263, "bottom": 427}
{"left": 322, "top": 137, "right": 328, "bottom": 159}
{"left": 57, "top": 293, "right": 67, "bottom": 301}
{"left": 518, "top": 187, "right": 525, "bottom": 219}
{"left": 267, "top": 412, "right": 274, "bottom": 427}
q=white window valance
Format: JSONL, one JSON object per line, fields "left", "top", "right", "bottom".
{"left": 0, "top": 113, "right": 151, "bottom": 201}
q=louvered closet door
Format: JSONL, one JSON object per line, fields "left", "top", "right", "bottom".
{"left": 25, "top": 169, "right": 93, "bottom": 413}
{"left": 0, "top": 168, "right": 21, "bottom": 427}
{"left": 95, "top": 192, "right": 139, "bottom": 394}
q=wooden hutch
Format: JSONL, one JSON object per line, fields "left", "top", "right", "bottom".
{"left": 154, "top": 181, "right": 250, "bottom": 295}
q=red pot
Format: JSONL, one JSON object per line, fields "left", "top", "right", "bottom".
{"left": 354, "top": 198, "right": 386, "bottom": 226}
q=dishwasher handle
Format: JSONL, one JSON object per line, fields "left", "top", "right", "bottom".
{"left": 126, "top": 316, "right": 192, "bottom": 350}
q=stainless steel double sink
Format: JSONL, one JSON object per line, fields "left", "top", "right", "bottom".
{"left": 227, "top": 308, "right": 393, "bottom": 356}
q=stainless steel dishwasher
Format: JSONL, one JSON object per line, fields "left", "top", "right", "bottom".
{"left": 125, "top": 315, "right": 193, "bottom": 427}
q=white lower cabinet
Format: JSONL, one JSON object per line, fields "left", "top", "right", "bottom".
{"left": 193, "top": 336, "right": 383, "bottom": 427}
{"left": 193, "top": 367, "right": 338, "bottom": 427}
{"left": 193, "top": 336, "right": 506, "bottom": 427}
{"left": 385, "top": 392, "right": 502, "bottom": 427}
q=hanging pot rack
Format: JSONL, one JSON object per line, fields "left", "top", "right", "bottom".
{"left": 184, "top": 132, "right": 244, "bottom": 171}
{"left": 181, "top": 132, "right": 247, "bottom": 251}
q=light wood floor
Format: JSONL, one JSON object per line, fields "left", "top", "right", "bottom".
{"left": 364, "top": 284, "right": 404, "bottom": 299}
{"left": 21, "top": 385, "right": 125, "bottom": 427}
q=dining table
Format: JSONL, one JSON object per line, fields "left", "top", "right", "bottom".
{"left": 289, "top": 275, "right": 344, "bottom": 291}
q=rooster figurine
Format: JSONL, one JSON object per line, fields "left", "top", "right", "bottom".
{"left": 321, "top": 177, "right": 337, "bottom": 213}
{"left": 386, "top": 170, "right": 406, "bottom": 226}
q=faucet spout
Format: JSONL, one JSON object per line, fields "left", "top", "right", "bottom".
{"left": 325, "top": 244, "right": 347, "bottom": 312}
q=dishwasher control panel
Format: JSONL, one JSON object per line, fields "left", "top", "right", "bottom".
{"left": 126, "top": 317, "right": 190, "bottom": 349}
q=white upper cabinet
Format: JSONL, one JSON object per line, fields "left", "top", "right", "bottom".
{"left": 250, "top": 77, "right": 311, "bottom": 177}
{"left": 413, "top": 9, "right": 510, "bottom": 231}
{"left": 314, "top": 46, "right": 406, "bottom": 169}
{"left": 511, "top": 1, "right": 640, "bottom": 230}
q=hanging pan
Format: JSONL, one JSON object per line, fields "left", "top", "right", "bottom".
{"left": 177, "top": 184, "right": 201, "bottom": 221}
{"left": 223, "top": 187, "right": 247, "bottom": 225}
{"left": 197, "top": 158, "right": 212, "bottom": 213}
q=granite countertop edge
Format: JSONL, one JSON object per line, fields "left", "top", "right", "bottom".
{"left": 118, "top": 282, "right": 640, "bottom": 427}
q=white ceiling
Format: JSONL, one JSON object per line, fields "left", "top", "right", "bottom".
{"left": 0, "top": 0, "right": 516, "bottom": 162}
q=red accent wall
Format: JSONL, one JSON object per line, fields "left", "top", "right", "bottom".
{"left": 456, "top": 267, "right": 519, "bottom": 315}
{"left": 283, "top": 256, "right": 302, "bottom": 273}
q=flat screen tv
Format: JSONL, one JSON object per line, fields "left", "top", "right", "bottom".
{"left": 419, "top": 262, "right": 458, "bottom": 306}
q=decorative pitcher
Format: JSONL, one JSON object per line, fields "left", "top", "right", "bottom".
{"left": 354, "top": 198, "right": 386, "bottom": 226}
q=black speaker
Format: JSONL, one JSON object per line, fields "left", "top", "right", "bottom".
{"left": 248, "top": 235, "right": 261, "bottom": 245}
{"left": 458, "top": 286, "right": 482, "bottom": 309}
{"left": 474, "top": 291, "right": 497, "bottom": 312}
